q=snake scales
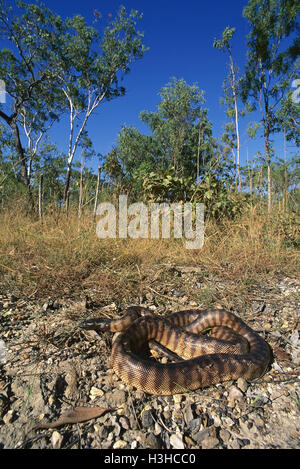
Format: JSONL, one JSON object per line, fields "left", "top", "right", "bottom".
{"left": 80, "top": 306, "right": 271, "bottom": 395}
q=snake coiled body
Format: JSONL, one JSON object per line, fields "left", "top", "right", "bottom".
{"left": 80, "top": 306, "right": 271, "bottom": 395}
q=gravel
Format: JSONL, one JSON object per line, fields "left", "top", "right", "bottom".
{"left": 0, "top": 271, "right": 299, "bottom": 449}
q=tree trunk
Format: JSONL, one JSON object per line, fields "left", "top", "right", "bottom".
{"left": 10, "top": 120, "right": 35, "bottom": 212}
{"left": 234, "top": 95, "right": 241, "bottom": 192}
{"left": 63, "top": 164, "right": 72, "bottom": 205}
{"left": 265, "top": 132, "right": 272, "bottom": 214}
{"left": 229, "top": 55, "right": 241, "bottom": 193}
{"left": 196, "top": 123, "right": 203, "bottom": 184}
{"left": 0, "top": 110, "right": 35, "bottom": 211}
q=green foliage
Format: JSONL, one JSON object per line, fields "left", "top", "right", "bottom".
{"left": 141, "top": 169, "right": 250, "bottom": 220}
{"left": 0, "top": 1, "right": 298, "bottom": 221}
{"left": 103, "top": 78, "right": 216, "bottom": 191}
{"left": 213, "top": 26, "right": 236, "bottom": 52}
{"left": 103, "top": 148, "right": 125, "bottom": 184}
{"left": 247, "top": 122, "right": 261, "bottom": 138}
{"left": 277, "top": 87, "right": 300, "bottom": 146}
{"left": 0, "top": 0, "right": 66, "bottom": 204}
{"left": 0, "top": 1, "right": 148, "bottom": 207}
{"left": 241, "top": 0, "right": 299, "bottom": 136}
{"left": 141, "top": 169, "right": 193, "bottom": 203}
{"left": 240, "top": 0, "right": 300, "bottom": 212}
{"left": 117, "top": 126, "right": 165, "bottom": 176}
{"left": 139, "top": 78, "right": 212, "bottom": 175}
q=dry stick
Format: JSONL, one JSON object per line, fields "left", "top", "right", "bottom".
{"left": 0, "top": 263, "right": 16, "bottom": 272}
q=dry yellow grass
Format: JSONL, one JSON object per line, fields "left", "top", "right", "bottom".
{"left": 0, "top": 204, "right": 299, "bottom": 301}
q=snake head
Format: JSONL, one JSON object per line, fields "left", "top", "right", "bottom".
{"left": 79, "top": 318, "right": 111, "bottom": 331}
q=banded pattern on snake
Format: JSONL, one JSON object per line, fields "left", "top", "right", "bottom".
{"left": 80, "top": 306, "right": 271, "bottom": 395}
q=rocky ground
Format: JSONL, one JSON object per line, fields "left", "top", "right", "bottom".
{"left": 0, "top": 266, "right": 299, "bottom": 449}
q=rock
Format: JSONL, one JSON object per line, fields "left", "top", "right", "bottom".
{"left": 229, "top": 438, "right": 241, "bottom": 449}
{"left": 219, "top": 429, "right": 231, "bottom": 445}
{"left": 237, "top": 378, "right": 248, "bottom": 393}
{"left": 212, "top": 414, "right": 222, "bottom": 427}
{"left": 2, "top": 409, "right": 15, "bottom": 424}
{"left": 119, "top": 416, "right": 130, "bottom": 430}
{"left": 173, "top": 394, "right": 183, "bottom": 403}
{"left": 201, "top": 436, "right": 220, "bottom": 449}
{"left": 188, "top": 418, "right": 201, "bottom": 434}
{"left": 145, "top": 433, "right": 161, "bottom": 449}
{"left": 222, "top": 416, "right": 235, "bottom": 427}
{"left": 113, "top": 440, "right": 127, "bottom": 449}
{"left": 51, "top": 431, "right": 63, "bottom": 449}
{"left": 183, "top": 404, "right": 194, "bottom": 425}
{"left": 89, "top": 386, "right": 104, "bottom": 400}
{"left": 170, "top": 433, "right": 184, "bottom": 449}
{"left": 193, "top": 427, "right": 210, "bottom": 443}
{"left": 227, "top": 386, "right": 244, "bottom": 406}
{"left": 104, "top": 389, "right": 126, "bottom": 407}
{"left": 141, "top": 409, "right": 153, "bottom": 428}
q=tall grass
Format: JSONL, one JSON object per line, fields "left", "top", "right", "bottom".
{"left": 0, "top": 204, "right": 298, "bottom": 300}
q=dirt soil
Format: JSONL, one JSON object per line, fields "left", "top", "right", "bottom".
{"left": 0, "top": 265, "right": 299, "bottom": 449}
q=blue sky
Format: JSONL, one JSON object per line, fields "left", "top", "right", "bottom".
{"left": 3, "top": 0, "right": 298, "bottom": 172}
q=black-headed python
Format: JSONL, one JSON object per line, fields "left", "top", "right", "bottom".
{"left": 80, "top": 306, "right": 271, "bottom": 395}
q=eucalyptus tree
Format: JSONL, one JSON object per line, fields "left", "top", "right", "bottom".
{"left": 104, "top": 78, "right": 214, "bottom": 193}
{"left": 0, "top": 122, "right": 17, "bottom": 204}
{"left": 0, "top": 1, "right": 66, "bottom": 209}
{"left": 214, "top": 27, "right": 244, "bottom": 192}
{"left": 277, "top": 80, "right": 300, "bottom": 146}
{"left": 241, "top": 0, "right": 300, "bottom": 213}
{"left": 0, "top": 2, "right": 147, "bottom": 209}
{"left": 53, "top": 6, "right": 148, "bottom": 203}
{"left": 19, "top": 100, "right": 63, "bottom": 187}
{"left": 139, "top": 78, "right": 211, "bottom": 178}
{"left": 116, "top": 126, "right": 165, "bottom": 174}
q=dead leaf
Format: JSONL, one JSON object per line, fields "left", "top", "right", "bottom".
{"left": 32, "top": 406, "right": 113, "bottom": 430}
